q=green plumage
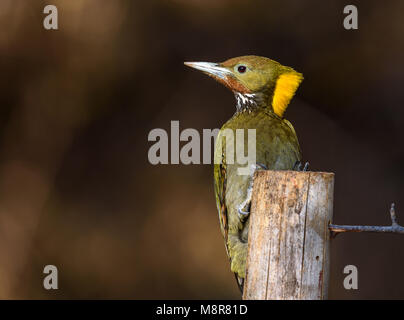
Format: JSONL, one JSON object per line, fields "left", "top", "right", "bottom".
{"left": 214, "top": 109, "right": 301, "bottom": 280}
{"left": 185, "top": 55, "right": 303, "bottom": 289}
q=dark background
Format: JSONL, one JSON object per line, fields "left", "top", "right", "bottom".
{"left": 0, "top": 0, "right": 403, "bottom": 299}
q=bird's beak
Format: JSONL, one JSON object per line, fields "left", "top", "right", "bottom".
{"left": 184, "top": 62, "right": 232, "bottom": 80}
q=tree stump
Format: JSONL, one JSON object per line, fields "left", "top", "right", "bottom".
{"left": 243, "top": 170, "right": 334, "bottom": 300}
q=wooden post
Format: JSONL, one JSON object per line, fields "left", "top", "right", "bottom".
{"left": 243, "top": 170, "right": 334, "bottom": 300}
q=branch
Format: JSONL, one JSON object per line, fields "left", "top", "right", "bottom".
{"left": 329, "top": 203, "right": 404, "bottom": 237}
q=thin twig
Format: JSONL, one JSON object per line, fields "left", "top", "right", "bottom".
{"left": 329, "top": 203, "right": 404, "bottom": 238}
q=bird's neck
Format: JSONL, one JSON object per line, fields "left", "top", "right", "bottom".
{"left": 233, "top": 91, "right": 271, "bottom": 114}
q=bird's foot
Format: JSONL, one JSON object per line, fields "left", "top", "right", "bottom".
{"left": 238, "top": 200, "right": 251, "bottom": 220}
{"left": 255, "top": 163, "right": 268, "bottom": 170}
{"left": 293, "top": 161, "right": 310, "bottom": 172}
{"left": 237, "top": 163, "right": 267, "bottom": 220}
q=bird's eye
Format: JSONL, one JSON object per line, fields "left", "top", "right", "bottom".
{"left": 237, "top": 65, "right": 247, "bottom": 73}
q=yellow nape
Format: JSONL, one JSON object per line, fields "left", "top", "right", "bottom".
{"left": 272, "top": 72, "right": 303, "bottom": 117}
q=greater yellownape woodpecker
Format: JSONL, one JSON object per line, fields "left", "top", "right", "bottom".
{"left": 185, "top": 56, "right": 304, "bottom": 292}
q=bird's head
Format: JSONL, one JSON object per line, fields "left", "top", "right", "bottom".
{"left": 185, "top": 55, "right": 303, "bottom": 117}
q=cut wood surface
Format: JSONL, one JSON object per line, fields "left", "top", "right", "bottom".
{"left": 243, "top": 170, "right": 334, "bottom": 300}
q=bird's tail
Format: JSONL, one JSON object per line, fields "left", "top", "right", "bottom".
{"left": 234, "top": 273, "right": 244, "bottom": 294}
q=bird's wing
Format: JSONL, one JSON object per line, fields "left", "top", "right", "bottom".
{"left": 214, "top": 136, "right": 230, "bottom": 258}
{"left": 283, "top": 118, "right": 302, "bottom": 160}
{"left": 215, "top": 144, "right": 247, "bottom": 293}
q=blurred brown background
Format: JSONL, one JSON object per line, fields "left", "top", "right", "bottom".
{"left": 0, "top": 0, "right": 403, "bottom": 299}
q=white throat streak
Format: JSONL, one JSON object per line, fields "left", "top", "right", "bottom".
{"left": 234, "top": 92, "right": 259, "bottom": 113}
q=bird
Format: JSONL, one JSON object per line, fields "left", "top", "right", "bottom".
{"left": 184, "top": 56, "right": 303, "bottom": 293}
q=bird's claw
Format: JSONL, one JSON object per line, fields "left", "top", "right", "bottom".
{"left": 255, "top": 163, "right": 268, "bottom": 170}
{"left": 237, "top": 162, "right": 268, "bottom": 220}
{"left": 293, "top": 161, "right": 309, "bottom": 172}
{"left": 238, "top": 204, "right": 251, "bottom": 219}
{"left": 238, "top": 191, "right": 252, "bottom": 220}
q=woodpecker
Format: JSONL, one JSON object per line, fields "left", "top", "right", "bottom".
{"left": 185, "top": 56, "right": 303, "bottom": 292}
